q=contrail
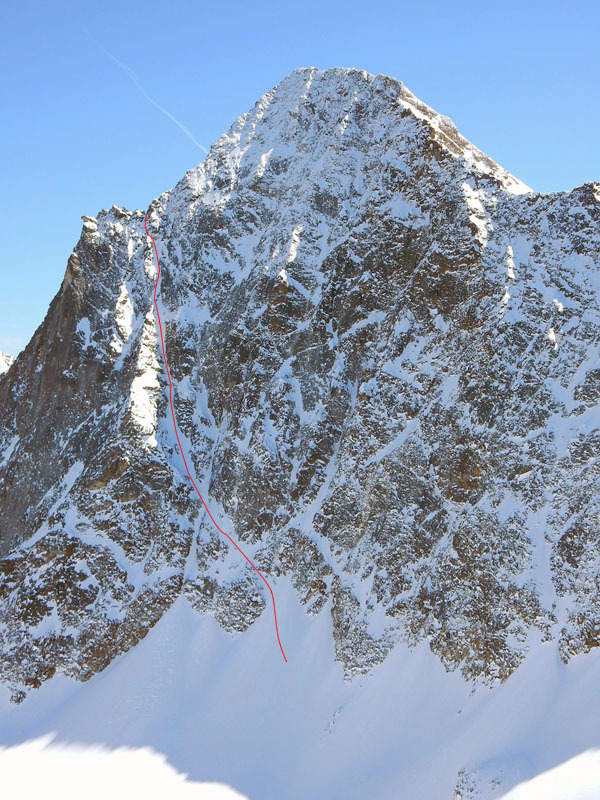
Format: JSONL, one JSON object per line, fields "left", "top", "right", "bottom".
{"left": 82, "top": 26, "right": 208, "bottom": 154}
{"left": 106, "top": 52, "right": 208, "bottom": 154}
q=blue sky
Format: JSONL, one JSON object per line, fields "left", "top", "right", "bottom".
{"left": 1, "top": 0, "right": 598, "bottom": 356}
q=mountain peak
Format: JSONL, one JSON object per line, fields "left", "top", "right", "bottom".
{"left": 188, "top": 65, "right": 532, "bottom": 205}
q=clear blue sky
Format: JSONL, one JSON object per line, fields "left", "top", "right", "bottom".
{"left": 1, "top": 0, "right": 598, "bottom": 356}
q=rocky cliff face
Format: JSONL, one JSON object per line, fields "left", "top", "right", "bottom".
{"left": 1, "top": 67, "right": 599, "bottom": 699}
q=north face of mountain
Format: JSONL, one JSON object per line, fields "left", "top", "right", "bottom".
{"left": 0, "top": 67, "right": 599, "bottom": 698}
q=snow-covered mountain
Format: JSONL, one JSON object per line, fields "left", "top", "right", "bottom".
{"left": 0, "top": 352, "right": 14, "bottom": 376}
{"left": 1, "top": 67, "right": 599, "bottom": 798}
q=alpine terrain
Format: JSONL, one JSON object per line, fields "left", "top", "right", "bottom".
{"left": 1, "top": 67, "right": 599, "bottom": 799}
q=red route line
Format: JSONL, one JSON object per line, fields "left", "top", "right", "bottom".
{"left": 144, "top": 213, "right": 288, "bottom": 663}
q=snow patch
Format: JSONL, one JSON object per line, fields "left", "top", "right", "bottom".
{"left": 129, "top": 310, "right": 161, "bottom": 447}
{"left": 114, "top": 281, "right": 134, "bottom": 344}
{"left": 365, "top": 418, "right": 420, "bottom": 465}
{"left": 256, "top": 148, "right": 273, "bottom": 179}
{"left": 287, "top": 225, "right": 302, "bottom": 263}
{"left": 506, "top": 245, "right": 516, "bottom": 280}
{"left": 340, "top": 310, "right": 386, "bottom": 340}
{"left": 385, "top": 194, "right": 427, "bottom": 227}
{"left": 76, "top": 318, "right": 92, "bottom": 349}
{"left": 0, "top": 435, "right": 19, "bottom": 468}
{"left": 0, "top": 352, "right": 15, "bottom": 375}
{"left": 462, "top": 182, "right": 489, "bottom": 246}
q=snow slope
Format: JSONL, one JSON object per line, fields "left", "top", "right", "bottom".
{"left": 0, "top": 737, "right": 247, "bottom": 800}
{"left": 502, "top": 751, "right": 600, "bottom": 800}
{"left": 1, "top": 581, "right": 600, "bottom": 799}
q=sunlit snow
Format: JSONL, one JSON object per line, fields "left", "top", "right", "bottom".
{"left": 0, "top": 736, "right": 248, "bottom": 800}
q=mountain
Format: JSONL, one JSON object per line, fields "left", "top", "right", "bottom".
{"left": 1, "top": 67, "right": 599, "bottom": 798}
